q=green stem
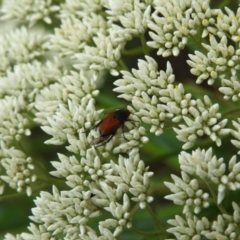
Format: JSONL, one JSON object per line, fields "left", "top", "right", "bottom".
{"left": 129, "top": 203, "right": 140, "bottom": 218}
{"left": 217, "top": 0, "right": 232, "bottom": 9}
{"left": 14, "top": 138, "right": 47, "bottom": 175}
{"left": 188, "top": 29, "right": 207, "bottom": 54}
{"left": 140, "top": 34, "right": 149, "bottom": 55}
{"left": 0, "top": 182, "right": 48, "bottom": 203}
{"left": 118, "top": 58, "right": 130, "bottom": 71}
{"left": 32, "top": 157, "right": 48, "bottom": 174}
{"left": 122, "top": 46, "right": 146, "bottom": 55}
{"left": 206, "top": 180, "right": 240, "bottom": 236}
{"left": 222, "top": 106, "right": 240, "bottom": 118}
{"left": 36, "top": 175, "right": 67, "bottom": 188}
{"left": 130, "top": 227, "right": 166, "bottom": 238}
{"left": 204, "top": 180, "right": 227, "bottom": 215}
{"left": 146, "top": 204, "right": 167, "bottom": 230}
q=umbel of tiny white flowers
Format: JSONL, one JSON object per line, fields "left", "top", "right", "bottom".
{"left": 0, "top": 0, "right": 155, "bottom": 238}
{"left": 1, "top": 0, "right": 240, "bottom": 239}
{"left": 114, "top": 56, "right": 230, "bottom": 150}
{"left": 164, "top": 148, "right": 240, "bottom": 239}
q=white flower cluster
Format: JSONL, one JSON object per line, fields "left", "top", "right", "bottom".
{"left": 23, "top": 61, "right": 152, "bottom": 238}
{"left": 16, "top": 148, "right": 153, "bottom": 239}
{"left": 215, "top": 7, "right": 240, "bottom": 43}
{"left": 1, "top": 0, "right": 240, "bottom": 239}
{"left": 148, "top": 0, "right": 218, "bottom": 56}
{"left": 149, "top": 0, "right": 240, "bottom": 111}
{"left": 186, "top": 6, "right": 240, "bottom": 103}
{"left": 1, "top": 70, "right": 153, "bottom": 239}
{"left": 0, "top": 96, "right": 29, "bottom": 194}
{"left": 165, "top": 172, "right": 209, "bottom": 214}
{"left": 0, "top": 26, "right": 46, "bottom": 75}
{"left": 0, "top": 1, "right": 154, "bottom": 235}
{"left": 48, "top": 0, "right": 151, "bottom": 72}
{"left": 0, "top": 146, "right": 36, "bottom": 196}
{"left": 0, "top": 0, "right": 60, "bottom": 27}
{"left": 4, "top": 233, "right": 23, "bottom": 240}
{"left": 106, "top": 0, "right": 151, "bottom": 36}
{"left": 0, "top": 25, "right": 62, "bottom": 195}
{"left": 167, "top": 207, "right": 240, "bottom": 240}
{"left": 168, "top": 148, "right": 240, "bottom": 205}
{"left": 231, "top": 118, "right": 240, "bottom": 154}
{"left": 35, "top": 70, "right": 99, "bottom": 147}
{"left": 114, "top": 56, "right": 230, "bottom": 149}
{"left": 0, "top": 93, "right": 33, "bottom": 194}
{"left": 59, "top": 0, "right": 104, "bottom": 19}
{"left": 50, "top": 13, "right": 108, "bottom": 57}
{"left": 173, "top": 96, "right": 231, "bottom": 149}
{"left": 188, "top": 35, "right": 240, "bottom": 87}
{"left": 165, "top": 148, "right": 240, "bottom": 239}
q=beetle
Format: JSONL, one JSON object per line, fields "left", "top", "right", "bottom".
{"left": 90, "top": 108, "right": 131, "bottom": 146}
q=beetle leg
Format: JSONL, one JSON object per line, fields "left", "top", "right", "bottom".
{"left": 121, "top": 123, "right": 129, "bottom": 141}
{"left": 91, "top": 133, "right": 115, "bottom": 147}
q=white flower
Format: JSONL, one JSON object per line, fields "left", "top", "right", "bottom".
{"left": 167, "top": 214, "right": 211, "bottom": 239}
{"left": 4, "top": 233, "right": 23, "bottom": 240}
{"left": 74, "top": 30, "right": 125, "bottom": 71}
{"left": 107, "top": 0, "right": 151, "bottom": 35}
{"left": 215, "top": 7, "right": 240, "bottom": 42}
{"left": 114, "top": 57, "right": 175, "bottom": 135}
{"left": 0, "top": 95, "right": 30, "bottom": 146}
{"left": 1, "top": 145, "right": 36, "bottom": 196}
{"left": 188, "top": 35, "right": 240, "bottom": 85}
{"left": 3, "top": 26, "right": 47, "bottom": 63}
{"left": 165, "top": 172, "right": 209, "bottom": 214}
{"left": 1, "top": 0, "right": 60, "bottom": 27}
{"left": 26, "top": 147, "right": 153, "bottom": 238}
{"left": 205, "top": 214, "right": 237, "bottom": 239}
{"left": 177, "top": 148, "right": 240, "bottom": 204}
{"left": 0, "top": 60, "right": 63, "bottom": 106}
{"left": 173, "top": 96, "right": 230, "bottom": 149}
{"left": 148, "top": 0, "right": 216, "bottom": 56}
{"left": 41, "top": 99, "right": 98, "bottom": 146}
{"left": 0, "top": 40, "right": 11, "bottom": 76}
{"left": 1, "top": 0, "right": 240, "bottom": 239}
{"left": 219, "top": 74, "right": 240, "bottom": 101}
{"left": 59, "top": 0, "right": 103, "bottom": 19}
{"left": 29, "top": 186, "right": 101, "bottom": 239}
{"left": 34, "top": 70, "right": 99, "bottom": 126}
{"left": 21, "top": 223, "right": 56, "bottom": 240}
{"left": 0, "top": 26, "right": 46, "bottom": 75}
{"left": 100, "top": 194, "right": 132, "bottom": 237}
{"left": 115, "top": 56, "right": 230, "bottom": 149}
{"left": 68, "top": 0, "right": 151, "bottom": 71}
{"left": 49, "top": 14, "right": 108, "bottom": 57}
{"left": 168, "top": 210, "right": 240, "bottom": 239}
{"left": 232, "top": 202, "right": 240, "bottom": 223}
{"left": 229, "top": 118, "right": 240, "bottom": 154}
